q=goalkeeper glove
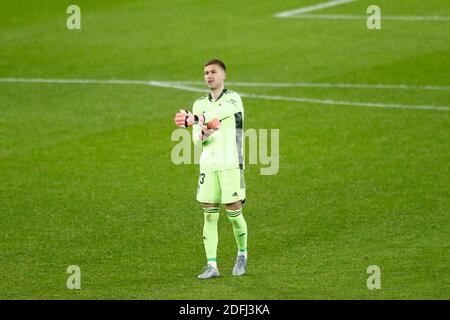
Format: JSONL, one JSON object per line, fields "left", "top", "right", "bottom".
{"left": 174, "top": 109, "right": 205, "bottom": 128}
{"left": 199, "top": 118, "right": 221, "bottom": 140}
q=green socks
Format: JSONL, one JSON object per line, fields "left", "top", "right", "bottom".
{"left": 202, "top": 207, "right": 248, "bottom": 267}
{"left": 203, "top": 207, "right": 219, "bottom": 267}
{"left": 226, "top": 208, "right": 248, "bottom": 254}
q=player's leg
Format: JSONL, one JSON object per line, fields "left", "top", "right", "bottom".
{"left": 196, "top": 171, "right": 221, "bottom": 279}
{"left": 220, "top": 169, "right": 248, "bottom": 276}
{"left": 225, "top": 200, "right": 248, "bottom": 276}
{"left": 201, "top": 203, "right": 220, "bottom": 268}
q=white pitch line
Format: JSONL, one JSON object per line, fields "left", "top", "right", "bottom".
{"left": 167, "top": 81, "right": 450, "bottom": 91}
{"left": 0, "top": 77, "right": 207, "bottom": 93}
{"left": 274, "top": 0, "right": 357, "bottom": 18}
{"left": 4, "top": 78, "right": 450, "bottom": 91}
{"left": 239, "top": 93, "right": 450, "bottom": 111}
{"left": 0, "top": 77, "right": 448, "bottom": 111}
{"left": 285, "top": 13, "right": 450, "bottom": 21}
{"left": 0, "top": 78, "right": 152, "bottom": 85}
{"left": 146, "top": 81, "right": 206, "bottom": 93}
{"left": 273, "top": 0, "right": 450, "bottom": 21}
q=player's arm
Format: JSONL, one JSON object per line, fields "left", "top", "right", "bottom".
{"left": 191, "top": 103, "right": 205, "bottom": 145}
{"left": 174, "top": 104, "right": 220, "bottom": 145}
{"left": 198, "top": 118, "right": 221, "bottom": 143}
{"left": 174, "top": 94, "right": 242, "bottom": 127}
{"left": 189, "top": 102, "right": 220, "bottom": 145}
{"left": 192, "top": 124, "right": 204, "bottom": 146}
{"left": 202, "top": 95, "right": 242, "bottom": 123}
{"left": 193, "top": 123, "right": 220, "bottom": 145}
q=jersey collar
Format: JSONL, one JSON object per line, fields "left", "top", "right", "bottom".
{"left": 208, "top": 88, "right": 228, "bottom": 102}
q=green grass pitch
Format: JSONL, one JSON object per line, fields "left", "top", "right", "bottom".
{"left": 0, "top": 0, "right": 449, "bottom": 299}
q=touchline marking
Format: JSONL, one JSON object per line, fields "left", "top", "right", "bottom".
{"left": 0, "top": 77, "right": 448, "bottom": 111}
{"left": 284, "top": 14, "right": 450, "bottom": 21}
{"left": 167, "top": 81, "right": 450, "bottom": 91}
{"left": 274, "top": 0, "right": 357, "bottom": 18}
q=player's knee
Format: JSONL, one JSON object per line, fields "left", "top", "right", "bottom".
{"left": 225, "top": 201, "right": 242, "bottom": 211}
{"left": 204, "top": 213, "right": 217, "bottom": 223}
{"left": 202, "top": 203, "right": 219, "bottom": 208}
{"left": 226, "top": 205, "right": 244, "bottom": 223}
{"left": 203, "top": 207, "right": 219, "bottom": 223}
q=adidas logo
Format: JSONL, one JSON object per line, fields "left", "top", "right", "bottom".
{"left": 232, "top": 192, "right": 238, "bottom": 197}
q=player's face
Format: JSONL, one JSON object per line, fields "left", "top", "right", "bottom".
{"left": 204, "top": 64, "right": 226, "bottom": 90}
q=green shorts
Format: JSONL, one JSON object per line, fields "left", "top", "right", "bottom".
{"left": 196, "top": 168, "right": 246, "bottom": 204}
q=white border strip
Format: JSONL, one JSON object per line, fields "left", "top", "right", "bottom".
{"left": 0, "top": 77, "right": 448, "bottom": 111}
{"left": 274, "top": 0, "right": 356, "bottom": 18}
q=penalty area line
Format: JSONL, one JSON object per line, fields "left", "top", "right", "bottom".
{"left": 274, "top": 0, "right": 357, "bottom": 18}
{"left": 273, "top": 0, "right": 450, "bottom": 21}
{"left": 283, "top": 14, "right": 450, "bottom": 21}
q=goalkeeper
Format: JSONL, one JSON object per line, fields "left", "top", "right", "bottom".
{"left": 174, "top": 59, "right": 248, "bottom": 279}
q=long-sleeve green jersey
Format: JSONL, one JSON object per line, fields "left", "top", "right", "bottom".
{"left": 192, "top": 88, "right": 244, "bottom": 172}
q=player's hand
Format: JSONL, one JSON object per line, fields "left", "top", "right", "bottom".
{"left": 206, "top": 117, "right": 220, "bottom": 130}
{"left": 199, "top": 118, "right": 220, "bottom": 140}
{"left": 174, "top": 109, "right": 191, "bottom": 128}
{"left": 174, "top": 109, "right": 205, "bottom": 128}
